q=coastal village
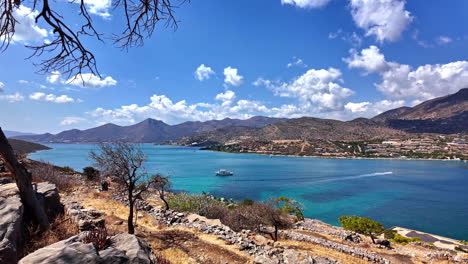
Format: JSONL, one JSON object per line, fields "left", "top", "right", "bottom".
{"left": 203, "top": 134, "right": 468, "bottom": 160}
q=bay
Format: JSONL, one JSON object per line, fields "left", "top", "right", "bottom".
{"left": 29, "top": 143, "right": 468, "bottom": 240}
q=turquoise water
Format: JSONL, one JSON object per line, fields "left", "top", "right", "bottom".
{"left": 30, "top": 144, "right": 468, "bottom": 240}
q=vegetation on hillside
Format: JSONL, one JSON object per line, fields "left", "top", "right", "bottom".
{"left": 8, "top": 139, "right": 50, "bottom": 155}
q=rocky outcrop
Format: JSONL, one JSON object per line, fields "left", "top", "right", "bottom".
{"left": 35, "top": 182, "right": 64, "bottom": 219}
{"left": 0, "top": 181, "right": 63, "bottom": 263}
{"left": 19, "top": 233, "right": 158, "bottom": 264}
{"left": 64, "top": 200, "right": 106, "bottom": 231}
{"left": 0, "top": 183, "right": 25, "bottom": 264}
{"left": 294, "top": 219, "right": 362, "bottom": 243}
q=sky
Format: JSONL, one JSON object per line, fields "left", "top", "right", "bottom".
{"left": 1, "top": 0, "right": 468, "bottom": 133}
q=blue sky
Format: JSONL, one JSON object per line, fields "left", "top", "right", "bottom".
{"left": 1, "top": 0, "right": 468, "bottom": 133}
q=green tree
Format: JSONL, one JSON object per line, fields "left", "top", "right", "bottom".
{"left": 275, "top": 197, "right": 304, "bottom": 221}
{"left": 149, "top": 174, "right": 172, "bottom": 210}
{"left": 339, "top": 215, "right": 384, "bottom": 244}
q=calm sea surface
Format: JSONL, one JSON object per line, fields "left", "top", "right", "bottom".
{"left": 29, "top": 144, "right": 468, "bottom": 240}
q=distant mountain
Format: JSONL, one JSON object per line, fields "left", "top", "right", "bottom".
{"left": 175, "top": 117, "right": 407, "bottom": 146}
{"left": 373, "top": 88, "right": 468, "bottom": 133}
{"left": 3, "top": 130, "right": 37, "bottom": 138}
{"left": 14, "top": 116, "right": 287, "bottom": 143}
{"left": 8, "top": 139, "right": 51, "bottom": 155}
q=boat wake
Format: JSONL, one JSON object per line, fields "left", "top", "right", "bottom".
{"left": 313, "top": 171, "right": 393, "bottom": 184}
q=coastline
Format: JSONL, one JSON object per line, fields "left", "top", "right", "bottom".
{"left": 199, "top": 148, "right": 467, "bottom": 162}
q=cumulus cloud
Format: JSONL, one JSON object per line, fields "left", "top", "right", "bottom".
{"left": 287, "top": 57, "right": 307, "bottom": 68}
{"left": 345, "top": 99, "right": 405, "bottom": 115}
{"left": 344, "top": 46, "right": 468, "bottom": 100}
{"left": 194, "top": 64, "right": 215, "bottom": 81}
{"left": 29, "top": 92, "right": 75, "bottom": 103}
{"left": 223, "top": 67, "right": 244, "bottom": 87}
{"left": 65, "top": 73, "right": 117, "bottom": 88}
{"left": 0, "top": 81, "right": 4, "bottom": 92}
{"left": 215, "top": 90, "right": 236, "bottom": 106}
{"left": 281, "top": 0, "right": 332, "bottom": 8}
{"left": 264, "top": 68, "right": 354, "bottom": 111}
{"left": 349, "top": 0, "right": 413, "bottom": 43}
{"left": 9, "top": 5, "right": 48, "bottom": 43}
{"left": 60, "top": 117, "right": 86, "bottom": 126}
{"left": 46, "top": 71, "right": 62, "bottom": 84}
{"left": 76, "top": 0, "right": 112, "bottom": 19}
{"left": 0, "top": 92, "right": 24, "bottom": 102}
{"left": 343, "top": 45, "right": 389, "bottom": 73}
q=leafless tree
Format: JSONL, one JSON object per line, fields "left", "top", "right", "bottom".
{"left": 0, "top": 0, "right": 189, "bottom": 79}
{"left": 149, "top": 173, "right": 171, "bottom": 210}
{"left": 89, "top": 142, "right": 149, "bottom": 234}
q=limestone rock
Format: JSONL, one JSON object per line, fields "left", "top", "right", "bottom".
{"left": 19, "top": 233, "right": 159, "bottom": 264}
{"left": 282, "top": 249, "right": 314, "bottom": 264}
{"left": 35, "top": 182, "right": 64, "bottom": 219}
{"left": 0, "top": 183, "right": 25, "bottom": 264}
{"left": 111, "top": 233, "right": 158, "bottom": 264}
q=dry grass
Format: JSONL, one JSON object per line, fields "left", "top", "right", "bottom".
{"left": 279, "top": 239, "right": 371, "bottom": 264}
{"left": 160, "top": 248, "right": 196, "bottom": 264}
{"left": 29, "top": 161, "right": 80, "bottom": 191}
{"left": 24, "top": 214, "right": 80, "bottom": 255}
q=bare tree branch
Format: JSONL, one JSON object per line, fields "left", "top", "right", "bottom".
{"left": 0, "top": 0, "right": 189, "bottom": 79}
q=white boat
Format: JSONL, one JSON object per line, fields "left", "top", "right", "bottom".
{"left": 215, "top": 169, "right": 233, "bottom": 176}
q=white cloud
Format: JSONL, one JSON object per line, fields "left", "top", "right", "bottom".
{"left": 215, "top": 90, "right": 236, "bottom": 106}
{"left": 0, "top": 92, "right": 24, "bottom": 102}
{"left": 18, "top": 80, "right": 29, "bottom": 84}
{"left": 345, "top": 46, "right": 468, "bottom": 101}
{"left": 281, "top": 0, "right": 332, "bottom": 8}
{"left": 328, "top": 30, "right": 363, "bottom": 47}
{"left": 345, "top": 99, "right": 405, "bottom": 115}
{"left": 66, "top": 73, "right": 117, "bottom": 88}
{"left": 378, "top": 61, "right": 468, "bottom": 100}
{"left": 0, "top": 82, "right": 4, "bottom": 92}
{"left": 29, "top": 92, "right": 75, "bottom": 103}
{"left": 349, "top": 0, "right": 413, "bottom": 43}
{"left": 287, "top": 57, "right": 307, "bottom": 68}
{"left": 60, "top": 117, "right": 86, "bottom": 126}
{"left": 46, "top": 71, "right": 62, "bottom": 84}
{"left": 223, "top": 67, "right": 244, "bottom": 87}
{"left": 194, "top": 64, "right": 215, "bottom": 81}
{"left": 265, "top": 68, "right": 354, "bottom": 111}
{"left": 80, "top": 0, "right": 112, "bottom": 19}
{"left": 343, "top": 45, "right": 389, "bottom": 73}
{"left": 436, "top": 36, "right": 452, "bottom": 45}
{"left": 10, "top": 5, "right": 48, "bottom": 43}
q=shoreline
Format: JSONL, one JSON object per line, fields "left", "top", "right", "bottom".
{"left": 200, "top": 148, "right": 466, "bottom": 162}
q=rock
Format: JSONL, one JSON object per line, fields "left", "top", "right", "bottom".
{"left": 0, "top": 183, "right": 25, "bottom": 264}
{"left": 19, "top": 233, "right": 159, "bottom": 264}
{"left": 254, "top": 254, "right": 280, "bottom": 264}
{"left": 19, "top": 235, "right": 100, "bottom": 264}
{"left": 253, "top": 235, "right": 269, "bottom": 246}
{"left": 314, "top": 256, "right": 340, "bottom": 264}
{"left": 35, "top": 182, "right": 64, "bottom": 219}
{"left": 111, "top": 233, "right": 158, "bottom": 264}
{"left": 282, "top": 249, "right": 314, "bottom": 264}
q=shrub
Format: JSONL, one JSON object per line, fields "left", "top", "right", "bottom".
{"left": 383, "top": 229, "right": 397, "bottom": 239}
{"left": 391, "top": 233, "right": 421, "bottom": 245}
{"left": 30, "top": 162, "right": 79, "bottom": 191}
{"left": 339, "top": 215, "right": 384, "bottom": 244}
{"left": 83, "top": 166, "right": 100, "bottom": 181}
{"left": 168, "top": 193, "right": 226, "bottom": 216}
{"left": 61, "top": 166, "right": 75, "bottom": 173}
{"left": 239, "top": 199, "right": 254, "bottom": 206}
{"left": 81, "top": 227, "right": 110, "bottom": 250}
{"left": 155, "top": 254, "right": 173, "bottom": 264}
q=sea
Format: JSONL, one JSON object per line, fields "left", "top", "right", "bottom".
{"left": 29, "top": 144, "right": 468, "bottom": 240}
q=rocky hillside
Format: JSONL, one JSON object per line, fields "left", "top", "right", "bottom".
{"left": 15, "top": 116, "right": 286, "bottom": 143}
{"left": 8, "top": 139, "right": 51, "bottom": 155}
{"left": 373, "top": 88, "right": 468, "bottom": 133}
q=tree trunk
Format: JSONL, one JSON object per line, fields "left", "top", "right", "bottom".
{"left": 161, "top": 192, "right": 169, "bottom": 210}
{"left": 128, "top": 191, "right": 135, "bottom": 234}
{"left": 0, "top": 128, "right": 49, "bottom": 231}
{"left": 274, "top": 225, "right": 278, "bottom": 241}
{"left": 369, "top": 232, "right": 376, "bottom": 244}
